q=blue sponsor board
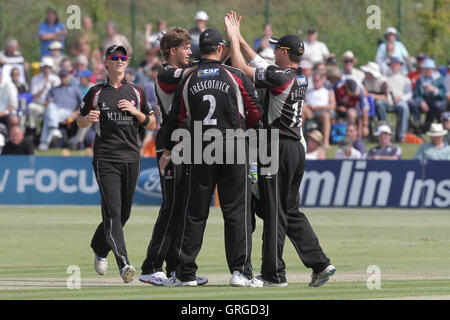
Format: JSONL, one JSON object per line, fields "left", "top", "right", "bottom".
{"left": 0, "top": 156, "right": 449, "bottom": 207}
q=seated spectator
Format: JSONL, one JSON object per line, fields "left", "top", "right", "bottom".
{"left": 189, "top": 11, "right": 209, "bottom": 60}
{"left": 1, "top": 125, "right": 34, "bottom": 155}
{"left": 125, "top": 68, "right": 136, "bottom": 83}
{"left": 441, "top": 112, "right": 450, "bottom": 144}
{"left": 38, "top": 8, "right": 67, "bottom": 59}
{"left": 78, "top": 69, "right": 94, "bottom": 97}
{"left": 361, "top": 62, "right": 389, "bottom": 118}
{"left": 375, "top": 27, "right": 409, "bottom": 75}
{"left": 333, "top": 75, "right": 369, "bottom": 137}
{"left": 346, "top": 123, "right": 366, "bottom": 157}
{"left": 0, "top": 66, "right": 19, "bottom": 127}
{"left": 414, "top": 123, "right": 450, "bottom": 160}
{"left": 305, "top": 71, "right": 336, "bottom": 148}
{"left": 46, "top": 41, "right": 65, "bottom": 74}
{"left": 313, "top": 61, "right": 326, "bottom": 76}
{"left": 303, "top": 27, "right": 330, "bottom": 66}
{"left": 409, "top": 58, "right": 447, "bottom": 132}
{"left": 408, "top": 53, "right": 427, "bottom": 91}
{"left": 38, "top": 69, "right": 82, "bottom": 151}
{"left": 0, "top": 38, "right": 27, "bottom": 84}
{"left": 341, "top": 50, "right": 365, "bottom": 85}
{"left": 10, "top": 67, "right": 29, "bottom": 93}
{"left": 101, "top": 20, "right": 133, "bottom": 57}
{"left": 305, "top": 129, "right": 326, "bottom": 160}
{"left": 382, "top": 57, "right": 412, "bottom": 142}
{"left": 253, "top": 23, "right": 275, "bottom": 53}
{"left": 445, "top": 59, "right": 450, "bottom": 109}
{"left": 367, "top": 124, "right": 402, "bottom": 160}
{"left": 334, "top": 136, "right": 363, "bottom": 159}
{"left": 27, "top": 57, "right": 61, "bottom": 140}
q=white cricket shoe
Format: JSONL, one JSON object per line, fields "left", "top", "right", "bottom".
{"left": 94, "top": 255, "right": 108, "bottom": 275}
{"left": 229, "top": 271, "right": 263, "bottom": 287}
{"left": 162, "top": 273, "right": 197, "bottom": 287}
{"left": 309, "top": 265, "right": 336, "bottom": 287}
{"left": 255, "top": 275, "right": 288, "bottom": 287}
{"left": 120, "top": 264, "right": 136, "bottom": 283}
{"left": 139, "top": 271, "right": 168, "bottom": 286}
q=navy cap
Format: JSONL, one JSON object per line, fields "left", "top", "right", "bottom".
{"left": 199, "top": 28, "right": 225, "bottom": 47}
{"left": 105, "top": 45, "right": 127, "bottom": 58}
{"left": 269, "top": 34, "right": 304, "bottom": 56}
{"left": 59, "top": 68, "right": 71, "bottom": 78}
{"left": 79, "top": 69, "right": 92, "bottom": 78}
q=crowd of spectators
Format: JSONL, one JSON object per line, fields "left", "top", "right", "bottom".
{"left": 0, "top": 10, "right": 449, "bottom": 161}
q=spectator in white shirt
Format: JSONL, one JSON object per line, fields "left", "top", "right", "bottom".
{"left": 27, "top": 56, "right": 61, "bottom": 139}
{"left": 0, "top": 38, "right": 27, "bottom": 84}
{"left": 0, "top": 66, "right": 19, "bottom": 127}
{"left": 305, "top": 71, "right": 336, "bottom": 148}
{"left": 303, "top": 27, "right": 330, "bottom": 66}
{"left": 334, "top": 136, "right": 363, "bottom": 159}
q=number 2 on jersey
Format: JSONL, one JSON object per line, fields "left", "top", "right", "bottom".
{"left": 203, "top": 94, "right": 217, "bottom": 125}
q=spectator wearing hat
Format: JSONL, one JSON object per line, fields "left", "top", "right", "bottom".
{"left": 381, "top": 57, "right": 412, "bottom": 142}
{"left": 440, "top": 112, "right": 450, "bottom": 145}
{"left": 78, "top": 69, "right": 94, "bottom": 97}
{"left": 367, "top": 124, "right": 402, "bottom": 160}
{"left": 303, "top": 27, "right": 330, "bottom": 66}
{"left": 1, "top": 125, "right": 34, "bottom": 155}
{"left": 299, "top": 59, "right": 313, "bottom": 91}
{"left": 341, "top": 50, "right": 365, "bottom": 85}
{"left": 305, "top": 129, "right": 326, "bottom": 160}
{"left": 305, "top": 71, "right": 336, "bottom": 148}
{"left": 189, "top": 11, "right": 210, "bottom": 60}
{"left": 38, "top": 69, "right": 83, "bottom": 151}
{"left": 361, "top": 61, "right": 389, "bottom": 116}
{"left": 27, "top": 56, "right": 61, "bottom": 141}
{"left": 409, "top": 58, "right": 447, "bottom": 132}
{"left": 334, "top": 136, "right": 363, "bottom": 159}
{"left": 414, "top": 123, "right": 450, "bottom": 160}
{"left": 46, "top": 41, "right": 65, "bottom": 74}
{"left": 332, "top": 72, "right": 369, "bottom": 137}
{"left": 375, "top": 27, "right": 409, "bottom": 75}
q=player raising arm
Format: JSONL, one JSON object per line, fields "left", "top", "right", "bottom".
{"left": 224, "top": 11, "right": 336, "bottom": 288}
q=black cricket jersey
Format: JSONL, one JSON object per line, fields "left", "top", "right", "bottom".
{"left": 254, "top": 65, "right": 308, "bottom": 140}
{"left": 79, "top": 79, "right": 150, "bottom": 163}
{"left": 163, "top": 59, "right": 261, "bottom": 151}
{"left": 154, "top": 63, "right": 193, "bottom": 150}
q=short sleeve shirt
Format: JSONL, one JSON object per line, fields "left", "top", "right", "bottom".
{"left": 367, "top": 144, "right": 402, "bottom": 158}
{"left": 254, "top": 65, "right": 308, "bottom": 140}
{"left": 79, "top": 79, "right": 150, "bottom": 163}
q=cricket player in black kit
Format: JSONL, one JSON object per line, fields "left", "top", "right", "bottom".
{"left": 139, "top": 27, "right": 207, "bottom": 286}
{"left": 225, "top": 11, "right": 335, "bottom": 287}
{"left": 77, "top": 45, "right": 156, "bottom": 283}
{"left": 159, "top": 28, "right": 263, "bottom": 287}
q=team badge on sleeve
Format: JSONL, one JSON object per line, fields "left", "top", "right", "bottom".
{"left": 296, "top": 75, "right": 307, "bottom": 86}
{"left": 256, "top": 67, "right": 266, "bottom": 81}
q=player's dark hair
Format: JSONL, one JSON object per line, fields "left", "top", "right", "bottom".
{"left": 45, "top": 8, "right": 59, "bottom": 25}
{"left": 199, "top": 37, "right": 219, "bottom": 55}
{"left": 160, "top": 27, "right": 191, "bottom": 60}
{"left": 289, "top": 53, "right": 302, "bottom": 64}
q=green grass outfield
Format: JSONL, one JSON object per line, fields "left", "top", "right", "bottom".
{"left": 1, "top": 206, "right": 449, "bottom": 300}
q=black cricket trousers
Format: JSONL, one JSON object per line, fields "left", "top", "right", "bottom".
{"left": 257, "top": 137, "right": 330, "bottom": 284}
{"left": 141, "top": 149, "right": 185, "bottom": 276}
{"left": 90, "top": 160, "right": 140, "bottom": 270}
{"left": 177, "top": 162, "right": 254, "bottom": 282}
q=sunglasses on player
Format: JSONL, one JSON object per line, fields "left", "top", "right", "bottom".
{"left": 107, "top": 54, "right": 128, "bottom": 61}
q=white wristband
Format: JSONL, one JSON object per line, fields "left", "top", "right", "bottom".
{"left": 249, "top": 55, "right": 270, "bottom": 68}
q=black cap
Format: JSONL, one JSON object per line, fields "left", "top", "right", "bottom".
{"left": 199, "top": 28, "right": 225, "bottom": 48}
{"left": 105, "top": 45, "right": 127, "bottom": 58}
{"left": 269, "top": 34, "right": 304, "bottom": 56}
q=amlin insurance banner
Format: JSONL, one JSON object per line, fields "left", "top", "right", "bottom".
{"left": 0, "top": 156, "right": 449, "bottom": 208}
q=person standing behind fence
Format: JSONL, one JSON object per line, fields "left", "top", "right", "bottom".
{"left": 38, "top": 8, "right": 67, "bottom": 59}
{"left": 77, "top": 45, "right": 156, "bottom": 283}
